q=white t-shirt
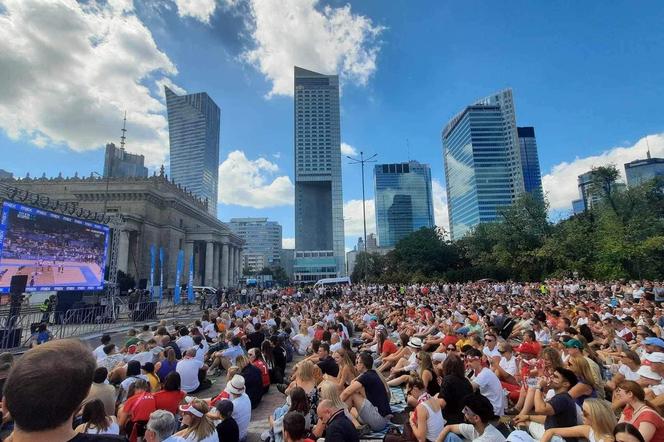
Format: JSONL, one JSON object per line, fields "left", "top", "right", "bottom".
{"left": 203, "top": 323, "right": 218, "bottom": 339}
{"left": 176, "top": 358, "right": 203, "bottom": 393}
{"left": 232, "top": 393, "right": 252, "bottom": 440}
{"left": 292, "top": 334, "right": 312, "bottom": 354}
{"left": 483, "top": 346, "right": 501, "bottom": 359}
{"left": 499, "top": 356, "right": 518, "bottom": 376}
{"left": 618, "top": 364, "right": 640, "bottom": 381}
{"left": 472, "top": 368, "right": 505, "bottom": 416}
{"left": 93, "top": 344, "right": 107, "bottom": 361}
{"left": 458, "top": 423, "right": 506, "bottom": 441}
{"left": 176, "top": 335, "right": 195, "bottom": 353}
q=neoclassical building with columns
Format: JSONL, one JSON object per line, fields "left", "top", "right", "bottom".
{"left": 1, "top": 173, "right": 243, "bottom": 289}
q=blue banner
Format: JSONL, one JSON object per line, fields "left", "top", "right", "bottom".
{"left": 149, "top": 244, "right": 156, "bottom": 300}
{"left": 159, "top": 247, "right": 164, "bottom": 302}
{"left": 174, "top": 250, "right": 184, "bottom": 304}
{"left": 187, "top": 254, "right": 194, "bottom": 303}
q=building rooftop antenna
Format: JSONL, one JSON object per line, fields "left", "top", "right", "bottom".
{"left": 120, "top": 111, "right": 127, "bottom": 149}
{"left": 645, "top": 135, "right": 651, "bottom": 160}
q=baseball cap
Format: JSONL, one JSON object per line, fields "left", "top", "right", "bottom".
{"left": 564, "top": 339, "right": 583, "bottom": 350}
{"left": 637, "top": 365, "right": 662, "bottom": 381}
{"left": 644, "top": 338, "right": 664, "bottom": 349}
{"left": 646, "top": 352, "right": 664, "bottom": 364}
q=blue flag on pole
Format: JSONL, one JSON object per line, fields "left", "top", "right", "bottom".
{"left": 159, "top": 247, "right": 164, "bottom": 302}
{"left": 174, "top": 250, "right": 184, "bottom": 304}
{"left": 149, "top": 244, "right": 156, "bottom": 301}
{"left": 187, "top": 255, "right": 194, "bottom": 303}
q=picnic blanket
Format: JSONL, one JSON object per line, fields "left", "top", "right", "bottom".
{"left": 360, "top": 386, "right": 408, "bottom": 440}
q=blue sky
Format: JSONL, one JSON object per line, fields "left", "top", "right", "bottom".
{"left": 1, "top": 0, "right": 663, "bottom": 251}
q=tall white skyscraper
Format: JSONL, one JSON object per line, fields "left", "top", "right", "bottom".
{"left": 293, "top": 66, "right": 345, "bottom": 281}
{"left": 165, "top": 86, "right": 221, "bottom": 216}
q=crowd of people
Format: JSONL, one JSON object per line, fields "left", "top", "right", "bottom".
{"left": 0, "top": 279, "right": 663, "bottom": 442}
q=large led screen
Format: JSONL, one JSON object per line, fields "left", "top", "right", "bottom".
{"left": 0, "top": 202, "right": 109, "bottom": 292}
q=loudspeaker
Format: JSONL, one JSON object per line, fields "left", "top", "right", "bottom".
{"left": 9, "top": 275, "right": 28, "bottom": 294}
{"left": 138, "top": 279, "right": 148, "bottom": 290}
{"left": 0, "top": 328, "right": 22, "bottom": 349}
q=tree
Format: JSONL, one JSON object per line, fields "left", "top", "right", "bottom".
{"left": 272, "top": 266, "right": 289, "bottom": 282}
{"left": 391, "top": 227, "right": 461, "bottom": 277}
{"left": 258, "top": 267, "right": 273, "bottom": 276}
{"left": 351, "top": 252, "right": 384, "bottom": 282}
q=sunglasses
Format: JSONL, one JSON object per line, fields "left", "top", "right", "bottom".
{"left": 447, "top": 347, "right": 456, "bottom": 351}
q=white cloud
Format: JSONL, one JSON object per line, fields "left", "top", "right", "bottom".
{"left": 340, "top": 142, "right": 358, "bottom": 157}
{"left": 218, "top": 150, "right": 294, "bottom": 208}
{"left": 241, "top": 0, "right": 384, "bottom": 97}
{"left": 0, "top": 0, "right": 177, "bottom": 166}
{"left": 343, "top": 199, "right": 376, "bottom": 238}
{"left": 282, "top": 237, "right": 295, "bottom": 249}
{"left": 543, "top": 133, "right": 664, "bottom": 211}
{"left": 172, "top": 0, "right": 217, "bottom": 23}
{"left": 432, "top": 179, "right": 450, "bottom": 231}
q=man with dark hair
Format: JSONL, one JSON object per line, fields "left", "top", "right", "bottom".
{"left": 465, "top": 348, "right": 505, "bottom": 417}
{"left": 3, "top": 339, "right": 123, "bottom": 441}
{"left": 317, "top": 342, "right": 339, "bottom": 377}
{"left": 513, "top": 367, "right": 580, "bottom": 441}
{"left": 83, "top": 367, "right": 116, "bottom": 417}
{"left": 341, "top": 352, "right": 391, "bottom": 431}
{"left": 93, "top": 334, "right": 112, "bottom": 361}
{"left": 283, "top": 411, "right": 316, "bottom": 442}
{"left": 246, "top": 322, "right": 265, "bottom": 350}
{"left": 438, "top": 393, "right": 505, "bottom": 441}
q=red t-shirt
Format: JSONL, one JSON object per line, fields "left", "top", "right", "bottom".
{"left": 381, "top": 340, "right": 398, "bottom": 356}
{"left": 210, "top": 390, "right": 230, "bottom": 406}
{"left": 314, "top": 328, "right": 325, "bottom": 341}
{"left": 253, "top": 359, "right": 271, "bottom": 387}
{"left": 630, "top": 408, "right": 664, "bottom": 442}
{"left": 153, "top": 389, "right": 186, "bottom": 414}
{"left": 124, "top": 392, "right": 156, "bottom": 422}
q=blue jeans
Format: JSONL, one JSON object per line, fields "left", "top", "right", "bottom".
{"left": 444, "top": 433, "right": 463, "bottom": 442}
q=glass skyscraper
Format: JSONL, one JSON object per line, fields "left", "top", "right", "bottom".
{"left": 624, "top": 154, "right": 664, "bottom": 187}
{"left": 229, "top": 218, "right": 282, "bottom": 273}
{"left": 165, "top": 86, "right": 220, "bottom": 216}
{"left": 374, "top": 161, "right": 434, "bottom": 247}
{"left": 442, "top": 89, "right": 524, "bottom": 240}
{"left": 517, "top": 127, "right": 544, "bottom": 202}
{"left": 293, "top": 66, "right": 345, "bottom": 281}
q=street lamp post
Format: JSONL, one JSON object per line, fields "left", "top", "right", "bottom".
{"left": 347, "top": 151, "right": 377, "bottom": 281}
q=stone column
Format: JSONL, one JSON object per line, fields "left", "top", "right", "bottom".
{"left": 234, "top": 247, "right": 240, "bottom": 285}
{"left": 221, "top": 243, "right": 229, "bottom": 288}
{"left": 212, "top": 243, "right": 220, "bottom": 287}
{"left": 229, "top": 246, "right": 235, "bottom": 287}
{"left": 117, "top": 230, "right": 130, "bottom": 274}
{"left": 205, "top": 241, "right": 214, "bottom": 286}
{"left": 185, "top": 241, "right": 194, "bottom": 278}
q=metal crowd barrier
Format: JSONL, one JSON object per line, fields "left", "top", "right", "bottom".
{"left": 0, "top": 299, "right": 204, "bottom": 353}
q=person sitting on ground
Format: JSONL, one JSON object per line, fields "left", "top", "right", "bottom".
{"left": 248, "top": 347, "right": 271, "bottom": 394}
{"left": 613, "top": 381, "right": 664, "bottom": 442}
{"left": 408, "top": 377, "right": 446, "bottom": 442}
{"left": 226, "top": 374, "right": 252, "bottom": 441}
{"left": 465, "top": 348, "right": 505, "bottom": 417}
{"left": 153, "top": 372, "right": 186, "bottom": 415}
{"left": 144, "top": 410, "right": 180, "bottom": 442}
{"left": 267, "top": 387, "right": 310, "bottom": 442}
{"left": 613, "top": 422, "right": 646, "bottom": 442}
{"left": 512, "top": 367, "right": 580, "bottom": 441}
{"left": 341, "top": 352, "right": 392, "bottom": 432}
{"left": 316, "top": 399, "right": 359, "bottom": 442}
{"left": 117, "top": 360, "right": 148, "bottom": 402}
{"left": 540, "top": 398, "right": 616, "bottom": 442}
{"left": 74, "top": 399, "right": 120, "bottom": 436}
{"left": 99, "top": 343, "right": 125, "bottom": 373}
{"left": 215, "top": 400, "right": 239, "bottom": 442}
{"left": 2, "top": 339, "right": 124, "bottom": 442}
{"left": 236, "top": 354, "right": 264, "bottom": 409}
{"left": 176, "top": 348, "right": 206, "bottom": 394}
{"left": 81, "top": 367, "right": 116, "bottom": 418}
{"left": 118, "top": 379, "right": 156, "bottom": 442}
{"left": 175, "top": 399, "right": 217, "bottom": 442}
{"left": 325, "top": 349, "right": 358, "bottom": 391}
{"left": 155, "top": 348, "right": 178, "bottom": 384}
{"left": 283, "top": 412, "right": 316, "bottom": 442}
{"left": 142, "top": 362, "right": 160, "bottom": 392}
{"left": 93, "top": 334, "right": 112, "bottom": 361}
{"left": 317, "top": 343, "right": 340, "bottom": 378}
{"left": 438, "top": 353, "right": 475, "bottom": 425}
{"left": 436, "top": 392, "right": 505, "bottom": 442}
{"left": 175, "top": 327, "right": 194, "bottom": 355}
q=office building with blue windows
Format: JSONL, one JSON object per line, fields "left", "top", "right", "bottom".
{"left": 293, "top": 67, "right": 345, "bottom": 281}
{"left": 442, "top": 89, "right": 525, "bottom": 240}
{"left": 517, "top": 127, "right": 544, "bottom": 202}
{"left": 165, "top": 86, "right": 221, "bottom": 216}
{"left": 624, "top": 152, "right": 664, "bottom": 187}
{"left": 374, "top": 161, "right": 434, "bottom": 247}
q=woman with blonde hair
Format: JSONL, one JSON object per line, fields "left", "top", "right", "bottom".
{"left": 326, "top": 348, "right": 358, "bottom": 390}
{"left": 541, "top": 398, "right": 616, "bottom": 442}
{"left": 175, "top": 399, "right": 217, "bottom": 442}
{"left": 568, "top": 354, "right": 599, "bottom": 406}
{"left": 285, "top": 360, "right": 320, "bottom": 428}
